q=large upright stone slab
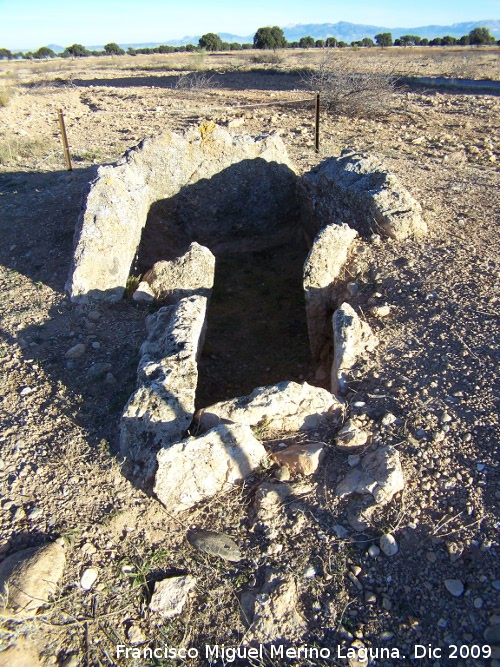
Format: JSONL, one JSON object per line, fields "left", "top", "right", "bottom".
{"left": 120, "top": 295, "right": 207, "bottom": 477}
{"left": 299, "top": 150, "right": 427, "bottom": 240}
{"left": 303, "top": 223, "right": 358, "bottom": 360}
{"left": 195, "top": 381, "right": 342, "bottom": 433}
{"left": 331, "top": 303, "right": 379, "bottom": 395}
{"left": 67, "top": 125, "right": 298, "bottom": 302}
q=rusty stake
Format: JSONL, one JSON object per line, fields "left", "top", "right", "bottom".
{"left": 314, "top": 93, "right": 320, "bottom": 153}
{"left": 58, "top": 109, "right": 73, "bottom": 171}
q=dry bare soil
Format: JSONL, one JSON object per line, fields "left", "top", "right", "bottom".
{"left": 0, "top": 48, "right": 499, "bottom": 666}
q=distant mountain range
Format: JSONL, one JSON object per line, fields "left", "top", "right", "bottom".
{"left": 44, "top": 20, "right": 500, "bottom": 53}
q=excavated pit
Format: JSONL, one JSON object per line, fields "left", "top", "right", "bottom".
{"left": 132, "top": 163, "right": 312, "bottom": 407}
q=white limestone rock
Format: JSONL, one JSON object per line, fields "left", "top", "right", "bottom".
{"left": 120, "top": 295, "right": 207, "bottom": 476}
{"left": 303, "top": 223, "right": 358, "bottom": 360}
{"left": 332, "top": 303, "right": 379, "bottom": 395}
{"left": 140, "top": 242, "right": 215, "bottom": 304}
{"left": 336, "top": 446, "right": 404, "bottom": 505}
{"left": 154, "top": 424, "right": 267, "bottom": 513}
{"left": 195, "top": 381, "right": 342, "bottom": 434}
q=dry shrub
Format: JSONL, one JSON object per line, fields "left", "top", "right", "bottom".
{"left": 303, "top": 53, "right": 399, "bottom": 118}
{"left": 174, "top": 71, "right": 218, "bottom": 89}
{"left": 250, "top": 52, "right": 283, "bottom": 65}
{"left": 0, "top": 87, "right": 14, "bottom": 107}
{"left": 0, "top": 131, "right": 58, "bottom": 166}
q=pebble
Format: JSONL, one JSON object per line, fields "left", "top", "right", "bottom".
{"left": 65, "top": 343, "right": 86, "bottom": 359}
{"left": 88, "top": 310, "right": 101, "bottom": 322}
{"left": 380, "top": 631, "right": 394, "bottom": 641}
{"left": 333, "top": 524, "right": 349, "bottom": 539}
{"left": 127, "top": 625, "right": 147, "bottom": 645}
{"left": 493, "top": 581, "right": 500, "bottom": 591}
{"left": 444, "top": 579, "right": 464, "bottom": 597}
{"left": 484, "top": 625, "right": 500, "bottom": 645}
{"left": 380, "top": 533, "right": 398, "bottom": 556}
{"left": 367, "top": 545, "right": 380, "bottom": 558}
{"left": 370, "top": 305, "right": 391, "bottom": 318}
{"left": 80, "top": 568, "right": 99, "bottom": 590}
{"left": 473, "top": 597, "right": 483, "bottom": 609}
{"left": 91, "top": 342, "right": 100, "bottom": 350}
{"left": 19, "top": 387, "right": 33, "bottom": 396}
{"left": 302, "top": 565, "right": 317, "bottom": 579}
{"left": 476, "top": 463, "right": 486, "bottom": 471}
{"left": 365, "top": 591, "right": 376, "bottom": 604}
{"left": 348, "top": 455, "right": 361, "bottom": 467}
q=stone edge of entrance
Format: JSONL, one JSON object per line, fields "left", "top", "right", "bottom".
{"left": 66, "top": 124, "right": 297, "bottom": 304}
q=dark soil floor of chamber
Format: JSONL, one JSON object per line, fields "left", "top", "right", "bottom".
{"left": 195, "top": 240, "right": 314, "bottom": 409}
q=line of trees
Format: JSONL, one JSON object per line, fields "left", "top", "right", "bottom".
{"left": 0, "top": 26, "right": 497, "bottom": 61}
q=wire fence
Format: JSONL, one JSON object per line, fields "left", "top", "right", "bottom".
{"left": 1, "top": 93, "right": 321, "bottom": 171}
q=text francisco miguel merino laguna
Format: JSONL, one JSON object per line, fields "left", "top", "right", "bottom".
{"left": 116, "top": 643, "right": 408, "bottom": 661}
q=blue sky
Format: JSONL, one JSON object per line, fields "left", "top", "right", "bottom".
{"left": 0, "top": 0, "right": 497, "bottom": 50}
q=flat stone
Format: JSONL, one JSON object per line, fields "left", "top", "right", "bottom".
{"left": 444, "top": 579, "right": 464, "bottom": 597}
{"left": 154, "top": 424, "right": 266, "bottom": 513}
{"left": 271, "top": 442, "right": 325, "bottom": 476}
{"left": 149, "top": 575, "right": 196, "bottom": 619}
{"left": 336, "top": 446, "right": 404, "bottom": 505}
{"left": 0, "top": 542, "right": 66, "bottom": 616}
{"left": 299, "top": 150, "right": 427, "bottom": 240}
{"left": 187, "top": 530, "right": 242, "bottom": 562}
{"left": 195, "top": 380, "right": 342, "bottom": 434}
{"left": 80, "top": 568, "right": 98, "bottom": 590}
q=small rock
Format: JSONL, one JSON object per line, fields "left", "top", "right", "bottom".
{"left": 19, "top": 387, "right": 33, "bottom": 396}
{"left": 271, "top": 442, "right": 324, "bottom": 476}
{"left": 187, "top": 530, "right": 242, "bottom": 562}
{"left": 381, "top": 412, "right": 397, "bottom": 426}
{"left": 65, "top": 343, "right": 86, "bottom": 359}
{"left": 333, "top": 525, "right": 349, "bottom": 539}
{"left": 80, "top": 568, "right": 98, "bottom": 590}
{"left": 127, "top": 624, "right": 147, "bottom": 645}
{"left": 348, "top": 455, "right": 361, "bottom": 467}
{"left": 370, "top": 305, "right": 391, "bottom": 318}
{"left": 380, "top": 533, "right": 398, "bottom": 556}
{"left": 484, "top": 625, "right": 500, "bottom": 645}
{"left": 367, "top": 545, "right": 380, "bottom": 558}
{"left": 444, "top": 579, "right": 464, "bottom": 597}
{"left": 365, "top": 591, "right": 376, "bottom": 604}
{"left": 336, "top": 421, "right": 368, "bottom": 451}
{"left": 302, "top": 565, "right": 317, "bottom": 579}
{"left": 473, "top": 597, "right": 483, "bottom": 609}
{"left": 87, "top": 310, "right": 101, "bottom": 322}
{"left": 274, "top": 466, "right": 290, "bottom": 481}
{"left": 149, "top": 575, "right": 197, "bottom": 619}
{"left": 91, "top": 341, "right": 100, "bottom": 350}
